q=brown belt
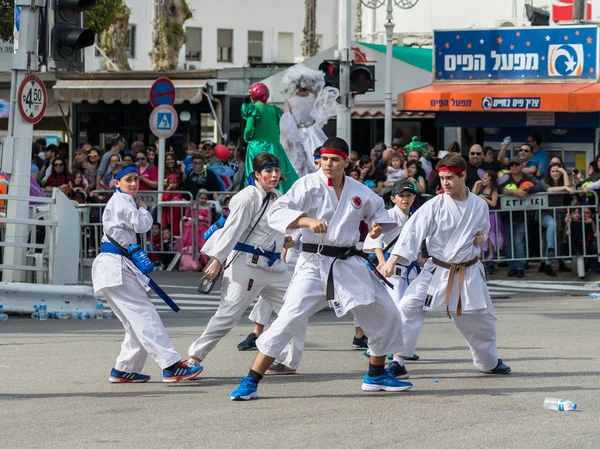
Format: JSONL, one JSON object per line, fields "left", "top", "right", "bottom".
{"left": 431, "top": 256, "right": 479, "bottom": 319}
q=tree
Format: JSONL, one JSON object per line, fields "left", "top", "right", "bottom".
{"left": 301, "top": 0, "right": 319, "bottom": 57}
{"left": 0, "top": 1, "right": 14, "bottom": 42}
{"left": 150, "top": 0, "right": 192, "bottom": 70}
{"left": 86, "top": 0, "right": 131, "bottom": 70}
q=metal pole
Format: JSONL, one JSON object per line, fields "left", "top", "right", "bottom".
{"left": 336, "top": 0, "right": 352, "bottom": 144}
{"left": 157, "top": 138, "right": 165, "bottom": 222}
{"left": 573, "top": 0, "right": 586, "bottom": 20}
{"left": 384, "top": 0, "right": 395, "bottom": 147}
{"left": 3, "top": 2, "right": 44, "bottom": 283}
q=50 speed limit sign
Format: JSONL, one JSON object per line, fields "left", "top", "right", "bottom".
{"left": 18, "top": 74, "right": 47, "bottom": 124}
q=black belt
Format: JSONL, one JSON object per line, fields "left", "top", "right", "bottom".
{"left": 302, "top": 243, "right": 393, "bottom": 301}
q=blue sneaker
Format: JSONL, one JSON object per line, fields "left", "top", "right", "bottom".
{"left": 230, "top": 376, "right": 259, "bottom": 401}
{"left": 482, "top": 359, "right": 511, "bottom": 375}
{"left": 162, "top": 360, "right": 203, "bottom": 383}
{"left": 108, "top": 368, "right": 150, "bottom": 383}
{"left": 361, "top": 371, "right": 413, "bottom": 392}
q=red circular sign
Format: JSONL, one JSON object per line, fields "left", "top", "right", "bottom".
{"left": 149, "top": 77, "right": 176, "bottom": 108}
{"left": 18, "top": 74, "right": 47, "bottom": 125}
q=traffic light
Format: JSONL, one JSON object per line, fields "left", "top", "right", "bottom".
{"left": 318, "top": 60, "right": 340, "bottom": 89}
{"left": 349, "top": 64, "right": 375, "bottom": 94}
{"left": 46, "top": 0, "right": 96, "bottom": 72}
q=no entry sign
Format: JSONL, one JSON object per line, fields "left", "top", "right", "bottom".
{"left": 149, "top": 77, "right": 176, "bottom": 108}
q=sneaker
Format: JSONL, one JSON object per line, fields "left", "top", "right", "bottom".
{"left": 265, "top": 362, "right": 296, "bottom": 375}
{"left": 547, "top": 248, "right": 556, "bottom": 258}
{"left": 108, "top": 368, "right": 150, "bottom": 383}
{"left": 405, "top": 353, "right": 420, "bottom": 361}
{"left": 487, "top": 266, "right": 497, "bottom": 275}
{"left": 507, "top": 269, "right": 517, "bottom": 277}
{"left": 237, "top": 333, "right": 258, "bottom": 351}
{"left": 559, "top": 261, "right": 570, "bottom": 272}
{"left": 361, "top": 371, "right": 413, "bottom": 392}
{"left": 230, "top": 376, "right": 259, "bottom": 401}
{"left": 162, "top": 360, "right": 204, "bottom": 383}
{"left": 542, "top": 264, "right": 557, "bottom": 277}
{"left": 386, "top": 361, "right": 409, "bottom": 379}
{"left": 352, "top": 335, "right": 368, "bottom": 350}
{"left": 517, "top": 270, "right": 525, "bottom": 278}
{"left": 482, "top": 359, "right": 511, "bottom": 375}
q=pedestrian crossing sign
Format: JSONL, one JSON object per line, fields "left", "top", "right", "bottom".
{"left": 149, "top": 104, "right": 178, "bottom": 138}
{"left": 157, "top": 112, "right": 172, "bottom": 130}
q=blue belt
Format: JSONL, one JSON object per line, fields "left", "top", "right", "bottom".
{"left": 233, "top": 242, "right": 281, "bottom": 267}
{"left": 101, "top": 242, "right": 180, "bottom": 313}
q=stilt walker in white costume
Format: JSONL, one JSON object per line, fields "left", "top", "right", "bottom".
{"left": 230, "top": 137, "right": 413, "bottom": 401}
{"left": 92, "top": 161, "right": 204, "bottom": 383}
{"left": 188, "top": 153, "right": 303, "bottom": 373}
{"left": 280, "top": 64, "right": 339, "bottom": 177}
{"left": 380, "top": 153, "right": 511, "bottom": 375}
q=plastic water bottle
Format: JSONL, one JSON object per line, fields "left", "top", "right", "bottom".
{"left": 95, "top": 298, "right": 104, "bottom": 319}
{"left": 544, "top": 398, "right": 578, "bottom": 411}
{"left": 49, "top": 311, "right": 71, "bottom": 320}
{"left": 75, "top": 312, "right": 91, "bottom": 320}
{"left": 0, "top": 298, "right": 8, "bottom": 321}
{"left": 39, "top": 299, "right": 48, "bottom": 321}
{"left": 588, "top": 293, "right": 600, "bottom": 299}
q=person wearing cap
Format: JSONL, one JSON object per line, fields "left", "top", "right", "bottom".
{"left": 380, "top": 153, "right": 512, "bottom": 376}
{"left": 498, "top": 157, "right": 543, "bottom": 278}
{"left": 230, "top": 137, "right": 412, "bottom": 401}
{"left": 363, "top": 179, "right": 420, "bottom": 379}
{"left": 96, "top": 136, "right": 124, "bottom": 190}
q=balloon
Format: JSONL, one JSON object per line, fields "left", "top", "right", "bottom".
{"left": 518, "top": 181, "right": 534, "bottom": 189}
{"left": 477, "top": 168, "right": 486, "bottom": 180}
{"left": 214, "top": 144, "right": 229, "bottom": 161}
{"left": 503, "top": 183, "right": 518, "bottom": 190}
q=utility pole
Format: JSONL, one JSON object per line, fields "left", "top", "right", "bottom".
{"left": 383, "top": 0, "right": 394, "bottom": 148}
{"left": 336, "top": 0, "right": 352, "bottom": 144}
{"left": 2, "top": 1, "right": 44, "bottom": 282}
{"left": 573, "top": 0, "right": 586, "bottom": 20}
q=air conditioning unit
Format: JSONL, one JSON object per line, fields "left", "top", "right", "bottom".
{"left": 495, "top": 19, "right": 531, "bottom": 27}
{"left": 209, "top": 79, "right": 228, "bottom": 95}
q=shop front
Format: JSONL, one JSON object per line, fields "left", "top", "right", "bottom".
{"left": 397, "top": 25, "right": 600, "bottom": 171}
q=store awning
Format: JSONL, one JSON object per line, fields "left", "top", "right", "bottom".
{"left": 53, "top": 79, "right": 206, "bottom": 104}
{"left": 350, "top": 107, "right": 434, "bottom": 119}
{"left": 397, "top": 83, "right": 600, "bottom": 113}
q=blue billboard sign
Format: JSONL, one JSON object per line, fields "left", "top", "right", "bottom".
{"left": 434, "top": 26, "right": 599, "bottom": 81}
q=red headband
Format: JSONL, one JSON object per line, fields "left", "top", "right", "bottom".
{"left": 321, "top": 148, "right": 348, "bottom": 160}
{"left": 438, "top": 166, "right": 464, "bottom": 174}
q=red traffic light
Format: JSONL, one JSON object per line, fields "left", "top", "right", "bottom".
{"left": 318, "top": 60, "right": 340, "bottom": 88}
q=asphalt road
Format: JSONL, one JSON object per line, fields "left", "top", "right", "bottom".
{"left": 2, "top": 288, "right": 600, "bottom": 449}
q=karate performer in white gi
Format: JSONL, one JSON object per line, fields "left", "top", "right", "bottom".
{"left": 92, "top": 161, "right": 204, "bottom": 383}
{"left": 380, "top": 153, "right": 511, "bottom": 375}
{"left": 230, "top": 137, "right": 413, "bottom": 401}
{"left": 188, "top": 153, "right": 303, "bottom": 373}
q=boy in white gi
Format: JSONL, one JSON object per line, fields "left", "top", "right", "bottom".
{"left": 188, "top": 153, "right": 303, "bottom": 373}
{"left": 380, "top": 153, "right": 511, "bottom": 375}
{"left": 92, "top": 161, "right": 204, "bottom": 383}
{"left": 363, "top": 179, "right": 418, "bottom": 379}
{"left": 230, "top": 137, "right": 413, "bottom": 401}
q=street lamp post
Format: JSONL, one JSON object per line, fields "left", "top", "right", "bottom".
{"left": 361, "top": 0, "right": 419, "bottom": 147}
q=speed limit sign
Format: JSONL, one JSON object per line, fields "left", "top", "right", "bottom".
{"left": 18, "top": 74, "right": 47, "bottom": 124}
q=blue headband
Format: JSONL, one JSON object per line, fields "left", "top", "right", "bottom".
{"left": 248, "top": 163, "right": 280, "bottom": 186}
{"left": 114, "top": 165, "right": 138, "bottom": 181}
{"left": 314, "top": 155, "right": 321, "bottom": 161}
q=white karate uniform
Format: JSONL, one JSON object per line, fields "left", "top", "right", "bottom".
{"left": 187, "top": 184, "right": 302, "bottom": 369}
{"left": 363, "top": 206, "right": 414, "bottom": 307}
{"left": 256, "top": 170, "right": 404, "bottom": 359}
{"left": 390, "top": 191, "right": 499, "bottom": 371}
{"left": 92, "top": 191, "right": 181, "bottom": 372}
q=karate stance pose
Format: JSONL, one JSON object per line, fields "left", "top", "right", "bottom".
{"left": 380, "top": 153, "right": 511, "bottom": 375}
{"left": 230, "top": 137, "right": 413, "bottom": 401}
{"left": 188, "top": 153, "right": 303, "bottom": 372}
{"left": 92, "top": 162, "right": 203, "bottom": 383}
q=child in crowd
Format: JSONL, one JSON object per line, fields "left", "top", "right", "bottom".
{"left": 384, "top": 152, "right": 405, "bottom": 187}
{"left": 313, "top": 147, "right": 322, "bottom": 172}
{"left": 162, "top": 173, "right": 183, "bottom": 237}
{"left": 565, "top": 207, "right": 598, "bottom": 273}
{"left": 147, "top": 222, "right": 162, "bottom": 267}
{"left": 91, "top": 161, "right": 203, "bottom": 383}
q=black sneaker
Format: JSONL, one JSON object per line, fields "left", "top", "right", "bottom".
{"left": 542, "top": 264, "right": 557, "bottom": 277}
{"left": 517, "top": 270, "right": 525, "bottom": 278}
{"left": 352, "top": 335, "right": 368, "bottom": 350}
{"left": 547, "top": 248, "right": 556, "bottom": 258}
{"left": 559, "top": 261, "right": 570, "bottom": 272}
{"left": 386, "top": 361, "right": 409, "bottom": 379}
{"left": 487, "top": 266, "right": 497, "bottom": 275}
{"left": 237, "top": 333, "right": 258, "bottom": 351}
{"left": 507, "top": 269, "right": 518, "bottom": 277}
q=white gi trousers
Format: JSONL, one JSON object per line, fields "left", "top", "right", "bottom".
{"left": 99, "top": 265, "right": 182, "bottom": 372}
{"left": 398, "top": 271, "right": 499, "bottom": 371}
{"left": 188, "top": 256, "right": 303, "bottom": 369}
{"left": 257, "top": 259, "right": 404, "bottom": 359}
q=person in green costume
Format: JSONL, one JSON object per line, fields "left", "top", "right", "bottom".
{"left": 242, "top": 82, "right": 298, "bottom": 193}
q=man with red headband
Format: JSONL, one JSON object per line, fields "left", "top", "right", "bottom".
{"left": 230, "top": 137, "right": 413, "bottom": 401}
{"left": 380, "top": 153, "right": 511, "bottom": 376}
